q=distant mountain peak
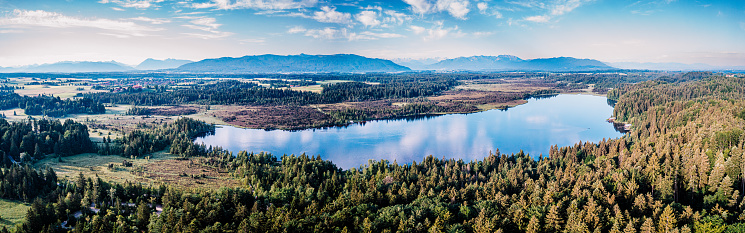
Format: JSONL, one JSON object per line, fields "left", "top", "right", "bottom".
{"left": 176, "top": 54, "right": 410, "bottom": 73}
{"left": 136, "top": 58, "right": 192, "bottom": 70}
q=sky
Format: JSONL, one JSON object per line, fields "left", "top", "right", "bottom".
{"left": 0, "top": 0, "right": 743, "bottom": 67}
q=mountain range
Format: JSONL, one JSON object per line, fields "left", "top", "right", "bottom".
{"left": 0, "top": 61, "right": 135, "bottom": 73}
{"left": 1, "top": 54, "right": 742, "bottom": 73}
{"left": 608, "top": 62, "right": 745, "bottom": 71}
{"left": 136, "top": 58, "right": 193, "bottom": 70}
{"left": 414, "top": 55, "right": 614, "bottom": 71}
{"left": 174, "top": 54, "right": 410, "bottom": 73}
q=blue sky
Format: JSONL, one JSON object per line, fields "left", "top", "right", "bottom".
{"left": 0, "top": 0, "right": 743, "bottom": 67}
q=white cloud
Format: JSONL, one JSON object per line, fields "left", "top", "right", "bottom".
{"left": 99, "top": 0, "right": 165, "bottom": 9}
{"left": 182, "top": 31, "right": 233, "bottom": 39}
{"left": 382, "top": 10, "right": 411, "bottom": 26}
{"left": 436, "top": 0, "right": 470, "bottom": 19}
{"left": 477, "top": 2, "right": 487, "bottom": 13}
{"left": 99, "top": 32, "right": 132, "bottom": 38}
{"left": 519, "top": 0, "right": 593, "bottom": 23}
{"left": 411, "top": 22, "right": 461, "bottom": 40}
{"left": 410, "top": 25, "right": 426, "bottom": 34}
{"left": 403, "top": 0, "right": 432, "bottom": 14}
{"left": 402, "top": 0, "right": 471, "bottom": 19}
{"left": 360, "top": 31, "right": 404, "bottom": 38}
{"left": 189, "top": 17, "right": 221, "bottom": 30}
{"left": 524, "top": 15, "right": 549, "bottom": 22}
{"left": 550, "top": 0, "right": 584, "bottom": 16}
{"left": 427, "top": 26, "right": 450, "bottom": 39}
{"left": 192, "top": 0, "right": 318, "bottom": 10}
{"left": 180, "top": 16, "right": 233, "bottom": 39}
{"left": 312, "top": 6, "right": 352, "bottom": 24}
{"left": 290, "top": 26, "right": 401, "bottom": 41}
{"left": 356, "top": 11, "right": 380, "bottom": 27}
{"left": 305, "top": 27, "right": 339, "bottom": 39}
{"left": 111, "top": 7, "right": 125, "bottom": 11}
{"left": 287, "top": 25, "right": 306, "bottom": 33}
{"left": 0, "top": 9, "right": 160, "bottom": 36}
{"left": 130, "top": 16, "right": 171, "bottom": 24}
{"left": 472, "top": 31, "right": 494, "bottom": 37}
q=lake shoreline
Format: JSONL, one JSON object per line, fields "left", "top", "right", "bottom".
{"left": 210, "top": 93, "right": 589, "bottom": 131}
{"left": 195, "top": 94, "right": 622, "bottom": 169}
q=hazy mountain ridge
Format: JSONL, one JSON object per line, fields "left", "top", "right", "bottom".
{"left": 136, "top": 58, "right": 193, "bottom": 70}
{"left": 609, "top": 62, "right": 745, "bottom": 71}
{"left": 422, "top": 55, "right": 614, "bottom": 71}
{"left": 0, "top": 61, "right": 135, "bottom": 73}
{"left": 176, "top": 54, "right": 411, "bottom": 73}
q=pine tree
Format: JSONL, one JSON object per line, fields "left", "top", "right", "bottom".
{"left": 658, "top": 205, "right": 677, "bottom": 233}
{"left": 526, "top": 215, "right": 541, "bottom": 233}
{"left": 546, "top": 203, "right": 564, "bottom": 231}
{"left": 640, "top": 217, "right": 655, "bottom": 233}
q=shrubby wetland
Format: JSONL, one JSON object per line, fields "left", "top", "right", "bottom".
{"left": 1, "top": 71, "right": 745, "bottom": 233}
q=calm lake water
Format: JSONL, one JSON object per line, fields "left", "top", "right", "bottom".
{"left": 195, "top": 94, "right": 623, "bottom": 169}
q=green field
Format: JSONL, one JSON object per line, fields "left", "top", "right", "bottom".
{"left": 0, "top": 199, "right": 30, "bottom": 230}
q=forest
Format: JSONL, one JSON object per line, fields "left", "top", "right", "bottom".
{"left": 83, "top": 78, "right": 460, "bottom": 106}
{"left": 0, "top": 118, "right": 95, "bottom": 166}
{"left": 1, "top": 72, "right": 744, "bottom": 232}
{"left": 0, "top": 91, "right": 105, "bottom": 117}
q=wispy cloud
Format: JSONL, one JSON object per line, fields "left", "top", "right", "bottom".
{"left": 409, "top": 25, "right": 426, "bottom": 34}
{"left": 192, "top": 0, "right": 318, "bottom": 10}
{"left": 360, "top": 31, "right": 404, "bottom": 38}
{"left": 313, "top": 6, "right": 352, "bottom": 24}
{"left": 521, "top": 0, "right": 593, "bottom": 23}
{"left": 98, "top": 0, "right": 165, "bottom": 9}
{"left": 0, "top": 29, "right": 22, "bottom": 33}
{"left": 180, "top": 16, "right": 233, "bottom": 39}
{"left": 382, "top": 10, "right": 411, "bottom": 26}
{"left": 477, "top": 2, "right": 503, "bottom": 18}
{"left": 472, "top": 31, "right": 494, "bottom": 37}
{"left": 524, "top": 15, "right": 549, "bottom": 22}
{"left": 288, "top": 26, "right": 402, "bottom": 41}
{"left": 288, "top": 25, "right": 307, "bottom": 33}
{"left": 402, "top": 0, "right": 471, "bottom": 19}
{"left": 240, "top": 38, "right": 266, "bottom": 43}
{"left": 130, "top": 16, "right": 171, "bottom": 24}
{"left": 411, "top": 21, "right": 461, "bottom": 40}
{"left": 0, "top": 9, "right": 161, "bottom": 36}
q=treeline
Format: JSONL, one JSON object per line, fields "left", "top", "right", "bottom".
{"left": 321, "top": 80, "right": 457, "bottom": 102}
{"left": 0, "top": 165, "right": 57, "bottom": 203}
{"left": 547, "top": 73, "right": 654, "bottom": 93}
{"left": 0, "top": 91, "right": 105, "bottom": 117}
{"left": 125, "top": 106, "right": 150, "bottom": 116}
{"left": 262, "top": 79, "right": 316, "bottom": 88}
{"left": 85, "top": 79, "right": 459, "bottom": 106}
{"left": 609, "top": 75, "right": 745, "bottom": 121}
{"left": 0, "top": 118, "right": 94, "bottom": 165}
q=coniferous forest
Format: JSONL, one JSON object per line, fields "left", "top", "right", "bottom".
{"left": 1, "top": 72, "right": 745, "bottom": 232}
{"left": 0, "top": 91, "right": 105, "bottom": 117}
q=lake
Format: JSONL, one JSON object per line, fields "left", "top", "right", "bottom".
{"left": 195, "top": 94, "right": 624, "bottom": 169}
